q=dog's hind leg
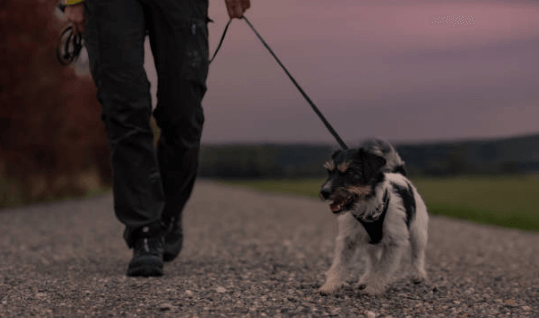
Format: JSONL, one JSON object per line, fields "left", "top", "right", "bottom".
{"left": 320, "top": 213, "right": 360, "bottom": 295}
{"left": 409, "top": 203, "right": 428, "bottom": 284}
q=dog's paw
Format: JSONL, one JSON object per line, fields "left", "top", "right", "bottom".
{"left": 410, "top": 270, "right": 427, "bottom": 284}
{"left": 319, "top": 281, "right": 343, "bottom": 295}
{"left": 361, "top": 283, "right": 386, "bottom": 296}
{"left": 357, "top": 273, "right": 370, "bottom": 290}
{"left": 356, "top": 279, "right": 368, "bottom": 290}
{"left": 411, "top": 275, "right": 426, "bottom": 285}
{"left": 361, "top": 279, "right": 386, "bottom": 296}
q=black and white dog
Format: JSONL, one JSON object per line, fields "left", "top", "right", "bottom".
{"left": 319, "top": 139, "right": 428, "bottom": 296}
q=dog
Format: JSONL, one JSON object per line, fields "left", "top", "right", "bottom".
{"left": 319, "top": 139, "right": 428, "bottom": 296}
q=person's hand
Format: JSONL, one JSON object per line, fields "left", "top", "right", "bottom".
{"left": 224, "top": 0, "right": 250, "bottom": 19}
{"left": 64, "top": 2, "right": 85, "bottom": 35}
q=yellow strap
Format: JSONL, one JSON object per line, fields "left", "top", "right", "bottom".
{"left": 65, "top": 0, "right": 85, "bottom": 5}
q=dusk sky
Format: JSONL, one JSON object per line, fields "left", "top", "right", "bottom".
{"left": 144, "top": 0, "right": 539, "bottom": 145}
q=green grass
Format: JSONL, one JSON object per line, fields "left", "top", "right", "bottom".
{"left": 221, "top": 175, "right": 539, "bottom": 232}
{"left": 0, "top": 177, "right": 111, "bottom": 210}
{"left": 0, "top": 177, "right": 26, "bottom": 209}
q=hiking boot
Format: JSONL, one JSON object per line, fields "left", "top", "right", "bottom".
{"left": 127, "top": 224, "right": 164, "bottom": 277}
{"left": 163, "top": 216, "right": 183, "bottom": 262}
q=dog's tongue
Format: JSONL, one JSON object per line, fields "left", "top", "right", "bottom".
{"left": 330, "top": 201, "right": 341, "bottom": 212}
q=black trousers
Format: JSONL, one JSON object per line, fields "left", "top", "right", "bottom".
{"left": 84, "top": 0, "right": 209, "bottom": 247}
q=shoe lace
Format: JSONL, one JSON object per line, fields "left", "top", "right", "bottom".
{"left": 143, "top": 238, "right": 150, "bottom": 253}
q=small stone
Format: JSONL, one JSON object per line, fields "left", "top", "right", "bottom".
{"left": 185, "top": 290, "right": 194, "bottom": 297}
{"left": 522, "top": 305, "right": 531, "bottom": 311}
{"left": 216, "top": 286, "right": 227, "bottom": 293}
{"left": 159, "top": 303, "right": 173, "bottom": 311}
{"left": 366, "top": 311, "right": 376, "bottom": 318}
{"left": 504, "top": 299, "right": 516, "bottom": 307}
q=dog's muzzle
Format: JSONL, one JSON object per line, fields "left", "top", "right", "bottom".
{"left": 320, "top": 188, "right": 332, "bottom": 200}
{"left": 320, "top": 184, "right": 357, "bottom": 214}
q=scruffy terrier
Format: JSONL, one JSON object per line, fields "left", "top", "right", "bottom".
{"left": 319, "top": 139, "right": 428, "bottom": 296}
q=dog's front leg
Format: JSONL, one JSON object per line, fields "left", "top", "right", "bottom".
{"left": 362, "top": 240, "right": 405, "bottom": 295}
{"left": 319, "top": 235, "right": 355, "bottom": 294}
{"left": 357, "top": 245, "right": 379, "bottom": 289}
{"left": 320, "top": 214, "right": 358, "bottom": 295}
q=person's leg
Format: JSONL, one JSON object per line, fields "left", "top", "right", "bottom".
{"left": 84, "top": 0, "right": 166, "bottom": 275}
{"left": 146, "top": 0, "right": 210, "bottom": 261}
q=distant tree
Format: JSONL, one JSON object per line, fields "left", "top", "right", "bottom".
{"left": 499, "top": 161, "right": 518, "bottom": 174}
{"left": 447, "top": 148, "right": 468, "bottom": 175}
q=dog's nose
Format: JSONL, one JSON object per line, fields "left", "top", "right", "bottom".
{"left": 320, "top": 188, "right": 331, "bottom": 199}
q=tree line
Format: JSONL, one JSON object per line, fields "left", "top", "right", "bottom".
{"left": 199, "top": 135, "right": 539, "bottom": 179}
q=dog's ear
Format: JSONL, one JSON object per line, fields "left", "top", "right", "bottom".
{"left": 331, "top": 150, "right": 342, "bottom": 159}
{"left": 357, "top": 148, "right": 386, "bottom": 175}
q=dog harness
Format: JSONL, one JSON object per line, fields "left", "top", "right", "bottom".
{"left": 353, "top": 189, "right": 390, "bottom": 245}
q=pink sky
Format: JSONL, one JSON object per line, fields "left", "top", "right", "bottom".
{"left": 145, "top": 0, "right": 539, "bottom": 144}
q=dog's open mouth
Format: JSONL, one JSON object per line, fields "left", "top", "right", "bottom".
{"left": 329, "top": 194, "right": 356, "bottom": 214}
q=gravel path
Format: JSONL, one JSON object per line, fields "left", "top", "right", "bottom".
{"left": 1, "top": 181, "right": 538, "bottom": 318}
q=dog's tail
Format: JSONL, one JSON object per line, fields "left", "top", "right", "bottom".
{"left": 360, "top": 138, "right": 407, "bottom": 176}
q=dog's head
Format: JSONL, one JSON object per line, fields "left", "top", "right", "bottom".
{"left": 320, "top": 148, "right": 386, "bottom": 214}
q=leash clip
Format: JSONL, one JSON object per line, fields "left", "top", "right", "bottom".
{"left": 56, "top": 3, "right": 84, "bottom": 66}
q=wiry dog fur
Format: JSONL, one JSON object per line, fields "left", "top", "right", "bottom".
{"left": 319, "top": 139, "right": 428, "bottom": 296}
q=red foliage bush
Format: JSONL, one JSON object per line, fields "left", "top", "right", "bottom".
{"left": 0, "top": 0, "right": 111, "bottom": 201}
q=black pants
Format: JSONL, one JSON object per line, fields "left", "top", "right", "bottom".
{"left": 84, "top": 0, "right": 209, "bottom": 247}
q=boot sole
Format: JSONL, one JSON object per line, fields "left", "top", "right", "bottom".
{"left": 127, "top": 257, "right": 164, "bottom": 277}
{"left": 163, "top": 251, "right": 179, "bottom": 262}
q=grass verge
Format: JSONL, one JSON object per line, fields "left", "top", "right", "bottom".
{"left": 0, "top": 176, "right": 111, "bottom": 210}
{"left": 220, "top": 175, "right": 539, "bottom": 232}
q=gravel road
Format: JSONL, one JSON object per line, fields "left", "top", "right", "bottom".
{"left": 1, "top": 180, "right": 538, "bottom": 318}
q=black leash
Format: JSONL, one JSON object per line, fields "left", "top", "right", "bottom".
{"left": 210, "top": 18, "right": 348, "bottom": 149}
{"left": 209, "top": 19, "right": 233, "bottom": 64}
{"left": 240, "top": 16, "right": 348, "bottom": 150}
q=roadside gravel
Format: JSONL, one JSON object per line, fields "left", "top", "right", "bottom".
{"left": 0, "top": 180, "right": 537, "bottom": 317}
